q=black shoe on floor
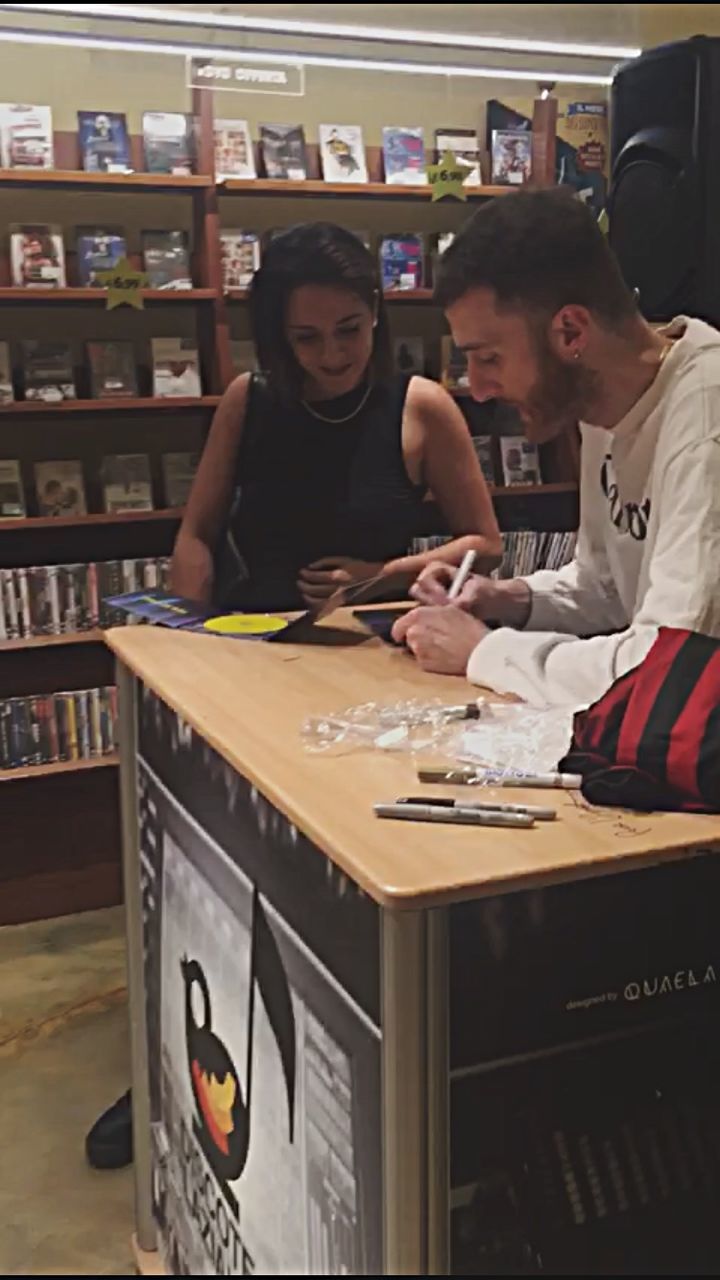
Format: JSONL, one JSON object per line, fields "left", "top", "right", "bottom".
{"left": 86, "top": 1089, "right": 133, "bottom": 1170}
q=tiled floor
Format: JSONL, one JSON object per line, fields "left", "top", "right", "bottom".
{"left": 0, "top": 908, "right": 134, "bottom": 1275}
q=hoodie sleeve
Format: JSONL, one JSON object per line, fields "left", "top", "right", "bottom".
{"left": 467, "top": 432, "right": 720, "bottom": 707}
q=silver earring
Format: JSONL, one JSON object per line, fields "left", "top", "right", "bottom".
{"left": 573, "top": 350, "right": 581, "bottom": 360}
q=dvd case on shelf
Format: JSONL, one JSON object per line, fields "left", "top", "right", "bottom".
{"left": 87, "top": 341, "right": 138, "bottom": 399}
{"left": 142, "top": 111, "right": 193, "bottom": 175}
{"left": 440, "top": 335, "right": 469, "bottom": 391}
{"left": 0, "top": 103, "right": 53, "bottom": 169}
{"left": 77, "top": 110, "right": 131, "bottom": 173}
{"left": 34, "top": 460, "right": 86, "bottom": 516}
{"left": 0, "top": 685, "right": 118, "bottom": 769}
{"left": 229, "top": 339, "right": 257, "bottom": 376}
{"left": 213, "top": 118, "right": 256, "bottom": 180}
{"left": 434, "top": 127, "right": 483, "bottom": 186}
{"left": 0, "top": 460, "right": 25, "bottom": 519}
{"left": 499, "top": 435, "right": 542, "bottom": 485}
{"left": 162, "top": 451, "right": 200, "bottom": 507}
{"left": 151, "top": 338, "right": 202, "bottom": 398}
{"left": 10, "top": 223, "right": 66, "bottom": 288}
{"left": 0, "top": 342, "right": 13, "bottom": 403}
{"left": 76, "top": 228, "right": 127, "bottom": 286}
{"left": 393, "top": 337, "right": 425, "bottom": 376}
{"left": 21, "top": 341, "right": 76, "bottom": 402}
{"left": 219, "top": 230, "right": 261, "bottom": 290}
{"left": 491, "top": 128, "right": 532, "bottom": 186}
{"left": 472, "top": 435, "right": 496, "bottom": 486}
{"left": 101, "top": 453, "right": 154, "bottom": 513}
{"left": 141, "top": 229, "right": 192, "bottom": 290}
{"left": 379, "top": 235, "right": 423, "bottom": 291}
{"left": 382, "top": 126, "right": 427, "bottom": 185}
{"left": 259, "top": 123, "right": 307, "bottom": 179}
{"left": 319, "top": 124, "right": 368, "bottom": 183}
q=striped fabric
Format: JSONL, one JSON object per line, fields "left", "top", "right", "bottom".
{"left": 559, "top": 628, "right": 720, "bottom": 812}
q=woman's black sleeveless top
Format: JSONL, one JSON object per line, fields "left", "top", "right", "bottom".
{"left": 222, "top": 373, "right": 427, "bottom": 610}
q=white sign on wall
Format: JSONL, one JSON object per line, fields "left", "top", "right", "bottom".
{"left": 188, "top": 57, "right": 305, "bottom": 97}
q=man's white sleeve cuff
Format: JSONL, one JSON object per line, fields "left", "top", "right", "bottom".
{"left": 466, "top": 627, "right": 520, "bottom": 695}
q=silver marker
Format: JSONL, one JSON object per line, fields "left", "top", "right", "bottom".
{"left": 374, "top": 802, "right": 534, "bottom": 829}
{"left": 397, "top": 796, "right": 556, "bottom": 821}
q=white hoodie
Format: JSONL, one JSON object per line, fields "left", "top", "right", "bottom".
{"left": 468, "top": 317, "right": 720, "bottom": 707}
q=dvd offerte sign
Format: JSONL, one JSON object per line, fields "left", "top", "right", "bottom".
{"left": 188, "top": 57, "right": 305, "bottom": 97}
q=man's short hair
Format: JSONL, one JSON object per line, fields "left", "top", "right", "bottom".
{"left": 435, "top": 188, "right": 637, "bottom": 327}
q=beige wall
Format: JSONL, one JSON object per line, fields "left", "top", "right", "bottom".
{"left": 0, "top": 4, "right": 717, "bottom": 144}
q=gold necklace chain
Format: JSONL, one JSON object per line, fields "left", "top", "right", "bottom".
{"left": 301, "top": 382, "right": 373, "bottom": 424}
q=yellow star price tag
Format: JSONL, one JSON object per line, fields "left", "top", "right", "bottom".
{"left": 94, "top": 257, "right": 149, "bottom": 310}
{"left": 427, "top": 150, "right": 468, "bottom": 202}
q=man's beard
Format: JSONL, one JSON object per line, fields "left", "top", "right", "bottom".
{"left": 516, "top": 333, "right": 599, "bottom": 443}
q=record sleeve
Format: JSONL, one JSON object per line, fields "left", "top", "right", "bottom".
{"left": 319, "top": 124, "right": 368, "bottom": 183}
{"left": 259, "top": 123, "right": 307, "bottom": 179}
{"left": 10, "top": 223, "right": 65, "bottom": 288}
{"left": 78, "top": 110, "right": 131, "bottom": 173}
{"left": 382, "top": 126, "right": 427, "bottom": 185}
{"left": 213, "top": 118, "right": 256, "bottom": 180}
{"left": 34, "top": 460, "right": 86, "bottom": 516}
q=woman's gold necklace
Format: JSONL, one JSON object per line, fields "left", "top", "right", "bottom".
{"left": 301, "top": 382, "right": 373, "bottom": 424}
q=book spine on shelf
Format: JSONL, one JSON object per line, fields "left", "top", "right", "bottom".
{"left": 2, "top": 568, "right": 19, "bottom": 640}
{"left": 28, "top": 695, "right": 42, "bottom": 765}
{"left": 99, "top": 686, "right": 113, "bottom": 754}
{"left": 0, "top": 699, "right": 12, "bottom": 768}
{"left": 47, "top": 694, "right": 59, "bottom": 763}
{"left": 16, "top": 567, "right": 31, "bottom": 638}
{"left": 108, "top": 685, "right": 118, "bottom": 750}
{"left": 75, "top": 690, "right": 91, "bottom": 760}
{"left": 87, "top": 562, "right": 99, "bottom": 627}
{"left": 48, "top": 566, "right": 61, "bottom": 635}
{"left": 90, "top": 687, "right": 102, "bottom": 757}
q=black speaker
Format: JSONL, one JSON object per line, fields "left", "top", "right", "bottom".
{"left": 609, "top": 36, "right": 720, "bottom": 323}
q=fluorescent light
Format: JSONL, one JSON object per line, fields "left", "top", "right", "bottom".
{"left": 0, "top": 3, "right": 641, "bottom": 60}
{"left": 0, "top": 26, "right": 614, "bottom": 85}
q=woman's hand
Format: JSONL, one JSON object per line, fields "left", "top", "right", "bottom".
{"left": 297, "top": 557, "right": 385, "bottom": 606}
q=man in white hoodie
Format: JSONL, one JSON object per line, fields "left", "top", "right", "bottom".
{"left": 393, "top": 189, "right": 720, "bottom": 708}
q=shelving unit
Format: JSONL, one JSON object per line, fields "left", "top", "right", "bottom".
{"left": 0, "top": 396, "right": 220, "bottom": 415}
{"left": 0, "top": 753, "right": 119, "bottom": 783}
{"left": 0, "top": 508, "right": 182, "bottom": 530}
{"left": 222, "top": 177, "right": 512, "bottom": 200}
{"left": 0, "top": 94, "right": 579, "bottom": 925}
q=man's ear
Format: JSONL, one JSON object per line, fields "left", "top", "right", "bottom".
{"left": 548, "top": 304, "right": 592, "bottom": 363}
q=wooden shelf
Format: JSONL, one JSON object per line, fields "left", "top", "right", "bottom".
{"left": 0, "top": 396, "right": 220, "bottom": 416}
{"left": 0, "top": 168, "right": 212, "bottom": 191}
{"left": 0, "top": 753, "right": 118, "bottom": 783}
{"left": 0, "top": 629, "right": 105, "bottom": 652}
{"left": 227, "top": 287, "right": 435, "bottom": 304}
{"left": 222, "top": 178, "right": 511, "bottom": 200}
{"left": 0, "top": 288, "right": 216, "bottom": 304}
{"left": 0, "top": 508, "right": 183, "bottom": 532}
{"left": 490, "top": 482, "right": 578, "bottom": 497}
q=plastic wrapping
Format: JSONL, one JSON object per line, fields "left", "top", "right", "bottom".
{"left": 454, "top": 703, "right": 576, "bottom": 779}
{"left": 302, "top": 698, "right": 481, "bottom": 754}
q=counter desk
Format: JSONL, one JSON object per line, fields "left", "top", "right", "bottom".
{"left": 106, "top": 617, "right": 720, "bottom": 1277}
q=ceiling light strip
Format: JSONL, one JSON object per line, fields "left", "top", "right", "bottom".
{"left": 0, "top": 2, "right": 641, "bottom": 61}
{"left": 0, "top": 25, "right": 614, "bottom": 85}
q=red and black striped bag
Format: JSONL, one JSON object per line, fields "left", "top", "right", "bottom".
{"left": 558, "top": 628, "right": 720, "bottom": 811}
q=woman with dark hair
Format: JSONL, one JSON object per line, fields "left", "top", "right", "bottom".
{"left": 172, "top": 221, "right": 501, "bottom": 610}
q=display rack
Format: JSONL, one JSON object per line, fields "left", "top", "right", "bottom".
{"left": 0, "top": 91, "right": 579, "bottom": 924}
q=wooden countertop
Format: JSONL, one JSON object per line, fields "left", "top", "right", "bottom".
{"left": 106, "top": 619, "right": 720, "bottom": 909}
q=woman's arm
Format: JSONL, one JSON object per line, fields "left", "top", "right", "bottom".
{"left": 170, "top": 374, "right": 251, "bottom": 604}
{"left": 386, "top": 377, "right": 503, "bottom": 581}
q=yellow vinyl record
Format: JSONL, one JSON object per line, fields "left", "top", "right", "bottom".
{"left": 203, "top": 613, "right": 288, "bottom": 636}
